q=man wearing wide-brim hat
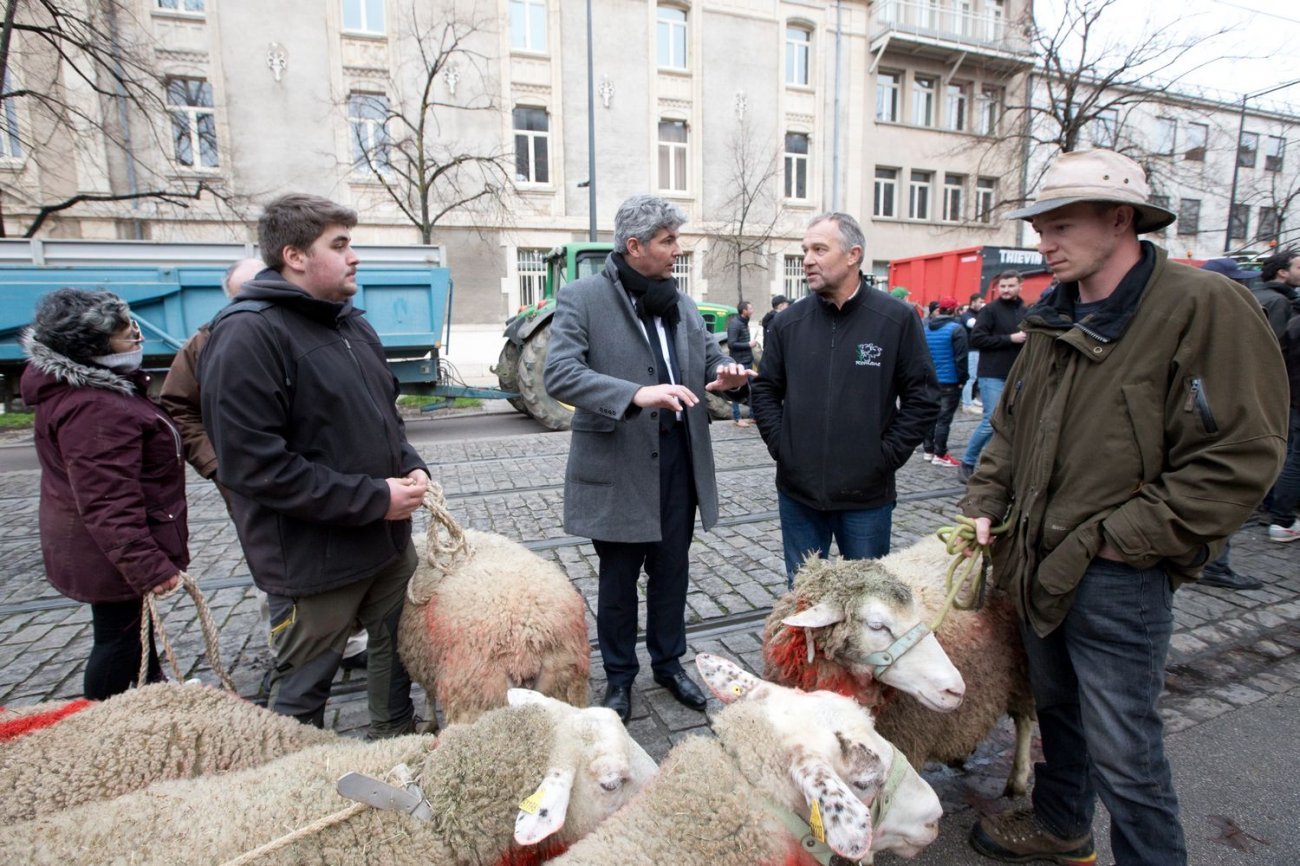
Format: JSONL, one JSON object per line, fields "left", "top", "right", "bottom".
{"left": 958, "top": 149, "right": 1288, "bottom": 865}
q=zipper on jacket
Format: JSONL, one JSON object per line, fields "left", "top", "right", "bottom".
{"left": 821, "top": 314, "right": 838, "bottom": 501}
{"left": 342, "top": 336, "right": 402, "bottom": 468}
{"left": 155, "top": 411, "right": 184, "bottom": 465}
{"left": 1007, "top": 379, "right": 1023, "bottom": 416}
{"left": 1073, "top": 321, "right": 1110, "bottom": 343}
{"left": 1184, "top": 377, "right": 1219, "bottom": 434}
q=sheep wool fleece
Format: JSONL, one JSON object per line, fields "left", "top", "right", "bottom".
{"left": 1, "top": 704, "right": 567, "bottom": 866}
{"left": 0, "top": 684, "right": 336, "bottom": 822}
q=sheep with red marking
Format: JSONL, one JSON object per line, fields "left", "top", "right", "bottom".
{"left": 398, "top": 526, "right": 591, "bottom": 727}
{"left": 549, "top": 654, "right": 943, "bottom": 866}
{"left": 0, "top": 683, "right": 334, "bottom": 822}
{"left": 763, "top": 535, "right": 1035, "bottom": 796}
{"left": 1, "top": 689, "right": 655, "bottom": 866}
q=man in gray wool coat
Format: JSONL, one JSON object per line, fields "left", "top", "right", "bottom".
{"left": 544, "top": 194, "right": 754, "bottom": 722}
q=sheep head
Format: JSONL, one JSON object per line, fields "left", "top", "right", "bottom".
{"left": 780, "top": 557, "right": 965, "bottom": 712}
{"left": 506, "top": 689, "right": 657, "bottom": 846}
{"left": 695, "top": 653, "right": 942, "bottom": 861}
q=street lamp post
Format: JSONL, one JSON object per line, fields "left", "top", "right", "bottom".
{"left": 1223, "top": 78, "right": 1300, "bottom": 255}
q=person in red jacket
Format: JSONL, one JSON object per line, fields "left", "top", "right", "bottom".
{"left": 21, "top": 288, "right": 185, "bottom": 700}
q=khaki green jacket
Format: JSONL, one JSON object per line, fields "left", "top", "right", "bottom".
{"left": 960, "top": 245, "right": 1287, "bottom": 636}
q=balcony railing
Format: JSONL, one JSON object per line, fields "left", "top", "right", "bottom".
{"left": 873, "top": 0, "right": 1025, "bottom": 53}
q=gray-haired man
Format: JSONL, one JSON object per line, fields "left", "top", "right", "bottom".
{"left": 544, "top": 195, "right": 754, "bottom": 722}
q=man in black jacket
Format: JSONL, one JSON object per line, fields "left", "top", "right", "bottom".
{"left": 726, "top": 300, "right": 755, "bottom": 425}
{"left": 959, "top": 270, "right": 1027, "bottom": 482}
{"left": 752, "top": 213, "right": 939, "bottom": 586}
{"left": 201, "top": 194, "right": 429, "bottom": 735}
{"left": 1254, "top": 248, "right": 1300, "bottom": 338}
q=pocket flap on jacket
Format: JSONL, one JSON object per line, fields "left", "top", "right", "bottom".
{"left": 570, "top": 412, "right": 617, "bottom": 433}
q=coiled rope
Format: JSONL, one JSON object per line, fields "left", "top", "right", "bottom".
{"left": 138, "top": 571, "right": 237, "bottom": 692}
{"left": 406, "top": 481, "right": 475, "bottom": 605}
{"left": 930, "top": 516, "right": 1010, "bottom": 631}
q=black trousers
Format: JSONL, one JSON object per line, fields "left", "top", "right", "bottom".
{"left": 923, "top": 383, "right": 964, "bottom": 456}
{"left": 86, "top": 598, "right": 161, "bottom": 700}
{"left": 592, "top": 423, "right": 697, "bottom": 687}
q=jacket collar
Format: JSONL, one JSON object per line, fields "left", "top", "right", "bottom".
{"left": 1024, "top": 241, "right": 1159, "bottom": 346}
{"left": 813, "top": 274, "right": 869, "bottom": 316}
{"left": 236, "top": 271, "right": 362, "bottom": 326}
{"left": 21, "top": 331, "right": 137, "bottom": 396}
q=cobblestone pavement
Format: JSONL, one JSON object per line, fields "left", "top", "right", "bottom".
{"left": 2, "top": 410, "right": 1297, "bottom": 863}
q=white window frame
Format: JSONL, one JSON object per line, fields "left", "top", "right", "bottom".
{"left": 1177, "top": 198, "right": 1200, "bottom": 236}
{"left": 945, "top": 83, "right": 968, "bottom": 131}
{"left": 1259, "top": 206, "right": 1279, "bottom": 240}
{"left": 517, "top": 247, "right": 547, "bottom": 307}
{"left": 876, "top": 71, "right": 901, "bottom": 123}
{"left": 1092, "top": 108, "right": 1118, "bottom": 148}
{"left": 784, "top": 132, "right": 809, "bottom": 201}
{"left": 513, "top": 106, "right": 550, "bottom": 184}
{"left": 1238, "top": 130, "right": 1259, "bottom": 169}
{"left": 673, "top": 253, "right": 692, "bottom": 295}
{"left": 909, "top": 170, "right": 933, "bottom": 220}
{"left": 1229, "top": 204, "right": 1250, "bottom": 240}
{"left": 942, "top": 173, "right": 964, "bottom": 223}
{"left": 166, "top": 77, "right": 218, "bottom": 169}
{"left": 658, "top": 119, "right": 688, "bottom": 192}
{"left": 341, "top": 0, "right": 384, "bottom": 35}
{"left": 873, "top": 167, "right": 898, "bottom": 218}
{"left": 975, "top": 176, "right": 996, "bottom": 223}
{"left": 347, "top": 92, "right": 390, "bottom": 174}
{"left": 155, "top": 0, "right": 205, "bottom": 14}
{"left": 657, "top": 5, "right": 688, "bottom": 70}
{"left": 1185, "top": 122, "right": 1208, "bottom": 161}
{"left": 783, "top": 254, "right": 807, "bottom": 299}
{"left": 912, "top": 76, "right": 936, "bottom": 127}
{"left": 0, "top": 70, "right": 24, "bottom": 161}
{"left": 977, "top": 86, "right": 1002, "bottom": 136}
{"left": 1265, "top": 135, "right": 1285, "bottom": 172}
{"left": 509, "top": 0, "right": 547, "bottom": 52}
{"left": 785, "top": 26, "right": 810, "bottom": 87}
{"left": 1154, "top": 117, "right": 1176, "bottom": 156}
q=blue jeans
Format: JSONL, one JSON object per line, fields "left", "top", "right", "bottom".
{"left": 778, "top": 490, "right": 893, "bottom": 587}
{"left": 1268, "top": 406, "right": 1300, "bottom": 525}
{"left": 1023, "top": 558, "right": 1186, "bottom": 865}
{"left": 961, "top": 377, "right": 1005, "bottom": 466}
{"left": 962, "top": 350, "right": 980, "bottom": 404}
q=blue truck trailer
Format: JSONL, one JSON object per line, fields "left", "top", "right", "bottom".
{"left": 0, "top": 238, "right": 511, "bottom": 406}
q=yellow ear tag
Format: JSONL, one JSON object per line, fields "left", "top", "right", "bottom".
{"left": 518, "top": 788, "right": 544, "bottom": 815}
{"left": 809, "top": 799, "right": 826, "bottom": 843}
{"left": 731, "top": 684, "right": 743, "bottom": 696}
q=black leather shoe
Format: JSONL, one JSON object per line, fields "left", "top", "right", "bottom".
{"left": 1199, "top": 568, "right": 1263, "bottom": 591}
{"left": 653, "top": 670, "right": 708, "bottom": 711}
{"left": 602, "top": 684, "right": 632, "bottom": 723}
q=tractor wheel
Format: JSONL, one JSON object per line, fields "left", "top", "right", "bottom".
{"left": 516, "top": 322, "right": 574, "bottom": 431}
{"left": 494, "top": 341, "right": 528, "bottom": 415}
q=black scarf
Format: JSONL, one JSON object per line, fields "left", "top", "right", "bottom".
{"left": 613, "top": 252, "right": 681, "bottom": 327}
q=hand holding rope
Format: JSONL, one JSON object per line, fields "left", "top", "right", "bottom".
{"left": 931, "top": 516, "right": 1010, "bottom": 631}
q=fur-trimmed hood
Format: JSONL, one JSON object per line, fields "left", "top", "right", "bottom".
{"left": 20, "top": 329, "right": 137, "bottom": 402}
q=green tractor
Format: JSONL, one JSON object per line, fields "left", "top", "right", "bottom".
{"left": 496, "top": 242, "right": 738, "bottom": 431}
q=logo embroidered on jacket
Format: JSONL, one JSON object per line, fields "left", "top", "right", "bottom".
{"left": 855, "top": 343, "right": 883, "bottom": 367}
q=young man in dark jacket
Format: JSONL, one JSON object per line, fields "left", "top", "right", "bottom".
{"left": 1252, "top": 248, "right": 1299, "bottom": 338}
{"left": 922, "top": 296, "right": 968, "bottom": 466}
{"left": 752, "top": 212, "right": 939, "bottom": 586}
{"left": 201, "top": 194, "right": 429, "bottom": 736}
{"left": 958, "top": 270, "right": 1026, "bottom": 481}
{"left": 726, "top": 300, "right": 755, "bottom": 425}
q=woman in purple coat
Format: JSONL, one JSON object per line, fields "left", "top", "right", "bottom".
{"left": 21, "top": 289, "right": 187, "bottom": 699}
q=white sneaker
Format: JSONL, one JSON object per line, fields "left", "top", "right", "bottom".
{"left": 922, "top": 452, "right": 935, "bottom": 462}
{"left": 1268, "top": 520, "right": 1300, "bottom": 543}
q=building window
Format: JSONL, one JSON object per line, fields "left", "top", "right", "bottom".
{"left": 909, "top": 170, "right": 933, "bottom": 220}
{"left": 156, "top": 0, "right": 204, "bottom": 12}
{"left": 912, "top": 76, "right": 936, "bottom": 127}
{"left": 347, "top": 92, "right": 389, "bottom": 172}
{"left": 975, "top": 176, "right": 996, "bottom": 223}
{"left": 1153, "top": 117, "right": 1176, "bottom": 156}
{"left": 166, "top": 77, "right": 218, "bottom": 168}
{"left": 783, "top": 254, "right": 807, "bottom": 299}
{"left": 1259, "top": 206, "right": 1279, "bottom": 241}
{"left": 785, "top": 26, "right": 810, "bottom": 86}
{"left": 341, "top": 0, "right": 384, "bottom": 34}
{"left": 1229, "top": 204, "right": 1250, "bottom": 240}
{"left": 945, "top": 83, "right": 967, "bottom": 131}
{"left": 509, "top": 0, "right": 547, "bottom": 52}
{"left": 1238, "top": 131, "right": 1259, "bottom": 169}
{"left": 988, "top": 0, "right": 1005, "bottom": 39}
{"left": 784, "top": 133, "right": 809, "bottom": 201}
{"left": 517, "top": 248, "right": 547, "bottom": 307}
{"left": 1265, "top": 135, "right": 1284, "bottom": 172}
{"left": 1092, "top": 108, "right": 1118, "bottom": 148}
{"left": 0, "top": 71, "right": 23, "bottom": 160}
{"left": 1185, "top": 122, "right": 1207, "bottom": 161}
{"left": 658, "top": 120, "right": 688, "bottom": 192}
{"left": 876, "top": 71, "right": 900, "bottom": 123}
{"left": 1177, "top": 198, "right": 1200, "bottom": 236}
{"left": 873, "top": 167, "right": 898, "bottom": 218}
{"left": 513, "top": 106, "right": 549, "bottom": 184}
{"left": 942, "top": 173, "right": 964, "bottom": 222}
{"left": 976, "top": 86, "right": 1002, "bottom": 135}
{"left": 672, "top": 253, "right": 691, "bottom": 295}
{"left": 917, "top": 0, "right": 938, "bottom": 28}
{"left": 1149, "top": 194, "right": 1170, "bottom": 236}
{"left": 657, "top": 5, "right": 687, "bottom": 70}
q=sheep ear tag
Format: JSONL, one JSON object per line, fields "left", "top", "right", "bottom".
{"left": 514, "top": 767, "right": 574, "bottom": 845}
{"left": 695, "top": 653, "right": 764, "bottom": 703}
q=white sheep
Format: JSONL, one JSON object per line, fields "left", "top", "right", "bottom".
{"left": 0, "top": 689, "right": 656, "bottom": 865}
{"left": 398, "top": 524, "right": 591, "bottom": 727}
{"left": 550, "top": 653, "right": 941, "bottom": 865}
{"left": 763, "top": 535, "right": 1035, "bottom": 796}
{"left": 0, "top": 684, "right": 336, "bottom": 822}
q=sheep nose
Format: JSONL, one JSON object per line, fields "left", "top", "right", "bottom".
{"left": 598, "top": 775, "right": 624, "bottom": 792}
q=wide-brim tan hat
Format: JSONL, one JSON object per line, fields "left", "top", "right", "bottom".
{"left": 1007, "top": 149, "right": 1177, "bottom": 234}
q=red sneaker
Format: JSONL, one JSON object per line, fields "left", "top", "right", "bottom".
{"left": 932, "top": 453, "right": 961, "bottom": 467}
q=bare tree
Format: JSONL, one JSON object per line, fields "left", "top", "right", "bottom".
{"left": 0, "top": 0, "right": 229, "bottom": 237}
{"left": 349, "top": 4, "right": 514, "bottom": 245}
{"left": 708, "top": 115, "right": 785, "bottom": 304}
